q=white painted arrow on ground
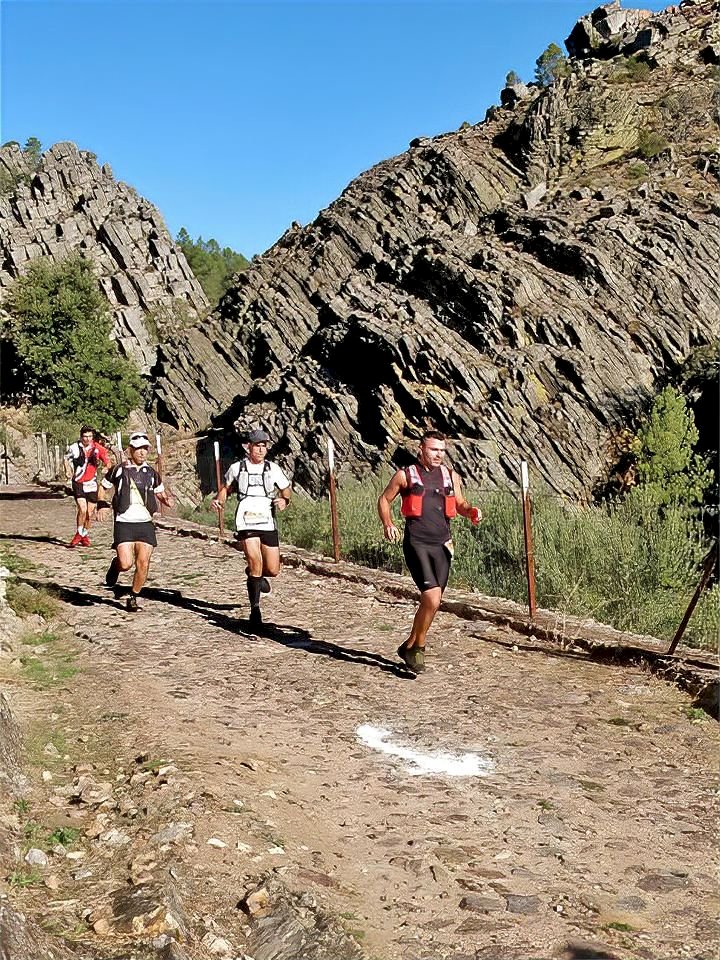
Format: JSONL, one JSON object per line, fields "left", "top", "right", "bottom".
{"left": 356, "top": 724, "right": 494, "bottom": 778}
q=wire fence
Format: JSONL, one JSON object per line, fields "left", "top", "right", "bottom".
{"left": 30, "top": 429, "right": 718, "bottom": 650}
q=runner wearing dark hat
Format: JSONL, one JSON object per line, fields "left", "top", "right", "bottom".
{"left": 378, "top": 431, "right": 481, "bottom": 674}
{"left": 212, "top": 428, "right": 292, "bottom": 631}
{"left": 100, "top": 431, "right": 174, "bottom": 612}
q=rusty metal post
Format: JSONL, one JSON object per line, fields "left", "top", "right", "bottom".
{"left": 2, "top": 439, "right": 8, "bottom": 484}
{"left": 520, "top": 460, "right": 537, "bottom": 619}
{"left": 328, "top": 437, "right": 341, "bottom": 562}
{"left": 155, "top": 433, "right": 168, "bottom": 516}
{"left": 667, "top": 542, "right": 718, "bottom": 655}
{"left": 213, "top": 439, "right": 225, "bottom": 539}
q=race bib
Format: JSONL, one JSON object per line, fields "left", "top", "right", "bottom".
{"left": 240, "top": 497, "right": 272, "bottom": 527}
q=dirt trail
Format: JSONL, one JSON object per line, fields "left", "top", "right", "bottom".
{"left": 1, "top": 495, "right": 718, "bottom": 960}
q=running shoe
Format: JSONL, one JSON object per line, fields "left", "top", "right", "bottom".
{"left": 126, "top": 594, "right": 139, "bottom": 613}
{"left": 69, "top": 533, "right": 83, "bottom": 548}
{"left": 105, "top": 561, "right": 119, "bottom": 588}
{"left": 248, "top": 607, "right": 263, "bottom": 631}
{"left": 397, "top": 643, "right": 425, "bottom": 674}
{"left": 81, "top": 536, "right": 91, "bottom": 547}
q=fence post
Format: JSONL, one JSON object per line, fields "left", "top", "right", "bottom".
{"left": 155, "top": 433, "right": 168, "bottom": 516}
{"left": 327, "top": 437, "right": 341, "bottom": 562}
{"left": 520, "top": 460, "right": 537, "bottom": 619}
{"left": 214, "top": 439, "right": 225, "bottom": 539}
{"left": 41, "top": 432, "right": 49, "bottom": 475}
{"left": 2, "top": 438, "right": 8, "bottom": 484}
{"left": 54, "top": 444, "right": 60, "bottom": 479}
{"left": 667, "top": 542, "right": 718, "bottom": 655}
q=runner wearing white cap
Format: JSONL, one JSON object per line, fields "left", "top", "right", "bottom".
{"left": 100, "top": 431, "right": 174, "bottom": 612}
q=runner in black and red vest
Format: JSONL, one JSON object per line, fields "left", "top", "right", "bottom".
{"left": 63, "top": 426, "right": 112, "bottom": 547}
{"left": 377, "top": 431, "right": 481, "bottom": 674}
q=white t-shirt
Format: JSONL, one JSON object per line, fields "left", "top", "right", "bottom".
{"left": 225, "top": 458, "right": 291, "bottom": 532}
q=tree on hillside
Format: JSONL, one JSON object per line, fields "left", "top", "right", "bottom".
{"left": 24, "top": 137, "right": 43, "bottom": 170}
{"left": 535, "top": 43, "right": 570, "bottom": 86}
{"left": 1, "top": 255, "right": 141, "bottom": 431}
{"left": 505, "top": 70, "right": 522, "bottom": 86}
{"left": 176, "top": 228, "right": 249, "bottom": 304}
{"left": 631, "top": 386, "right": 713, "bottom": 507}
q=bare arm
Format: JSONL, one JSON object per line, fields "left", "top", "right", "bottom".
{"left": 212, "top": 483, "right": 230, "bottom": 512}
{"left": 452, "top": 472, "right": 481, "bottom": 525}
{"left": 273, "top": 485, "right": 292, "bottom": 512}
{"left": 378, "top": 470, "right": 407, "bottom": 542}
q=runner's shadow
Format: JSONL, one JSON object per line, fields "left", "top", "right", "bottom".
{"left": 18, "top": 578, "right": 415, "bottom": 679}
{"left": 140, "top": 586, "right": 239, "bottom": 612}
{"left": 0, "top": 532, "right": 67, "bottom": 546}
{"left": 261, "top": 621, "right": 416, "bottom": 679}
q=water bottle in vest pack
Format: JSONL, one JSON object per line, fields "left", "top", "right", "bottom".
{"left": 401, "top": 464, "right": 457, "bottom": 519}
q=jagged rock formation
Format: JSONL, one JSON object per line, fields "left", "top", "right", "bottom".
{"left": 153, "top": 1, "right": 720, "bottom": 497}
{"left": 0, "top": 142, "right": 208, "bottom": 372}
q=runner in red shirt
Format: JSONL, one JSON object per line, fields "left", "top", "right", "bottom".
{"left": 63, "top": 426, "right": 112, "bottom": 547}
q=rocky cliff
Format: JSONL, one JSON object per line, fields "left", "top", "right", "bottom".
{"left": 0, "top": 141, "right": 208, "bottom": 373}
{"left": 153, "top": 1, "right": 720, "bottom": 497}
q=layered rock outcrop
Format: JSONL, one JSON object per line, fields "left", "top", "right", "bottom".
{"left": 153, "top": 1, "right": 720, "bottom": 497}
{"left": 0, "top": 141, "right": 208, "bottom": 372}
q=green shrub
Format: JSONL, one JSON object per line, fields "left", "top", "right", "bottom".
{"left": 6, "top": 582, "right": 59, "bottom": 620}
{"left": 628, "top": 162, "right": 649, "bottom": 180}
{"left": 637, "top": 128, "right": 669, "bottom": 159}
{"left": 609, "top": 55, "right": 651, "bottom": 84}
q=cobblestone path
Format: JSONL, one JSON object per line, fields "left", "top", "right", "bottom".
{"left": 2, "top": 496, "right": 717, "bottom": 960}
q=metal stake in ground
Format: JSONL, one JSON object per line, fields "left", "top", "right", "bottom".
{"left": 328, "top": 437, "right": 341, "bottom": 562}
{"left": 520, "top": 460, "right": 537, "bottom": 619}
{"left": 667, "top": 541, "right": 718, "bottom": 655}
{"left": 155, "top": 434, "right": 168, "bottom": 517}
{"left": 213, "top": 440, "right": 225, "bottom": 538}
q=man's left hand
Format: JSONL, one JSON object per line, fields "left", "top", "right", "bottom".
{"left": 469, "top": 507, "right": 482, "bottom": 526}
{"left": 96, "top": 501, "right": 111, "bottom": 523}
{"left": 273, "top": 497, "right": 288, "bottom": 512}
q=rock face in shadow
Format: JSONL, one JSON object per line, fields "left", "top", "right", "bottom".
{"left": 0, "top": 141, "right": 208, "bottom": 372}
{"left": 153, "top": 1, "right": 720, "bottom": 497}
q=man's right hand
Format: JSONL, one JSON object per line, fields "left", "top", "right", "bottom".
{"left": 212, "top": 499, "right": 223, "bottom": 513}
{"left": 383, "top": 524, "right": 400, "bottom": 542}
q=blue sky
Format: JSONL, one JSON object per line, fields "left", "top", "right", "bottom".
{"left": 2, "top": 0, "right": 667, "bottom": 257}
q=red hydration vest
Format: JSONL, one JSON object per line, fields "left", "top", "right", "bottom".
{"left": 401, "top": 464, "right": 457, "bottom": 519}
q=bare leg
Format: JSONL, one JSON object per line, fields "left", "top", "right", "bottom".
{"left": 260, "top": 544, "right": 281, "bottom": 578}
{"left": 406, "top": 587, "right": 442, "bottom": 649}
{"left": 242, "top": 537, "right": 264, "bottom": 576}
{"left": 115, "top": 543, "right": 135, "bottom": 572}
{"left": 131, "top": 542, "right": 154, "bottom": 594}
{"left": 75, "top": 497, "right": 87, "bottom": 531}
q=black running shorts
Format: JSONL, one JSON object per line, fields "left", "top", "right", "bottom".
{"left": 403, "top": 539, "right": 451, "bottom": 592}
{"left": 113, "top": 521, "right": 157, "bottom": 548}
{"left": 235, "top": 529, "right": 280, "bottom": 548}
{"left": 72, "top": 480, "right": 98, "bottom": 503}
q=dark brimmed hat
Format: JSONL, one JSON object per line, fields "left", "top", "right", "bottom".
{"left": 246, "top": 429, "right": 270, "bottom": 444}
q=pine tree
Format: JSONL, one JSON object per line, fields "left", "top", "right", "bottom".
{"left": 2, "top": 255, "right": 141, "bottom": 430}
{"left": 534, "top": 43, "right": 570, "bottom": 87}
